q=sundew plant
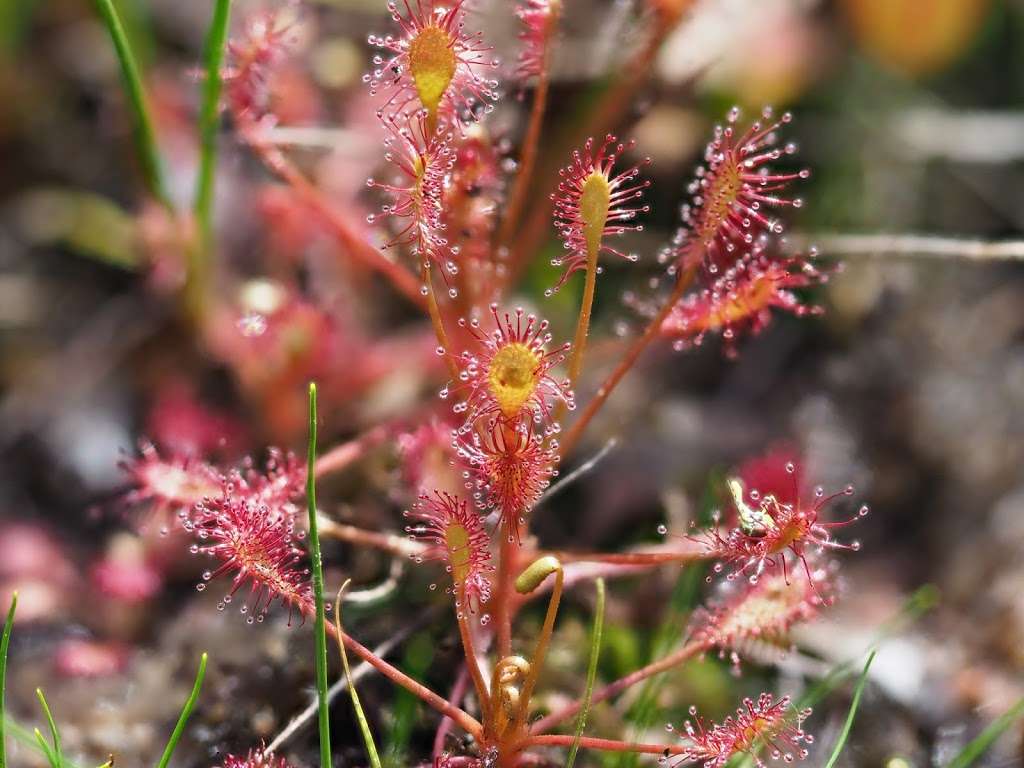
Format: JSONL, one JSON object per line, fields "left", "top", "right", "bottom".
{"left": 2, "top": 1, "right": 1024, "bottom": 768}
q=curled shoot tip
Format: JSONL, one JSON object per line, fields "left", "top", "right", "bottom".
{"left": 515, "top": 556, "right": 562, "bottom": 594}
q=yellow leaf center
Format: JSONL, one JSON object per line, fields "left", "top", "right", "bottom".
{"left": 705, "top": 271, "right": 780, "bottom": 330}
{"left": 698, "top": 157, "right": 743, "bottom": 242}
{"left": 409, "top": 24, "right": 457, "bottom": 119}
{"left": 580, "top": 171, "right": 611, "bottom": 258}
{"left": 488, "top": 342, "right": 541, "bottom": 418}
{"left": 444, "top": 521, "right": 472, "bottom": 585}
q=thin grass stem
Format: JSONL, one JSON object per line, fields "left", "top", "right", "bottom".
{"left": 565, "top": 578, "right": 605, "bottom": 768}
{"left": 306, "top": 382, "right": 332, "bottom": 768}
{"left": 0, "top": 593, "right": 16, "bottom": 768}
{"left": 155, "top": 653, "right": 208, "bottom": 768}
{"left": 92, "top": 0, "right": 171, "bottom": 206}
{"left": 335, "top": 582, "right": 382, "bottom": 768}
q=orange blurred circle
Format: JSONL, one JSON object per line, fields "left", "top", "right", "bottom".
{"left": 840, "top": 0, "right": 992, "bottom": 77}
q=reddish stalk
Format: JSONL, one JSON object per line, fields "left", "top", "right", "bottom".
{"left": 559, "top": 264, "right": 698, "bottom": 458}
{"left": 550, "top": 244, "right": 598, "bottom": 432}
{"left": 581, "top": 14, "right": 680, "bottom": 154}
{"left": 433, "top": 665, "right": 470, "bottom": 759}
{"left": 531, "top": 639, "right": 705, "bottom": 734}
{"left": 498, "top": 10, "right": 558, "bottom": 247}
{"left": 246, "top": 136, "right": 427, "bottom": 311}
{"left": 456, "top": 584, "right": 492, "bottom": 721}
{"left": 518, "top": 735, "right": 690, "bottom": 756}
{"left": 313, "top": 424, "right": 390, "bottom": 479}
{"left": 317, "top": 517, "right": 425, "bottom": 558}
{"left": 494, "top": 521, "right": 520, "bottom": 658}
{"left": 503, "top": 14, "right": 685, "bottom": 289}
{"left": 549, "top": 548, "right": 707, "bottom": 566}
{"left": 324, "top": 619, "right": 483, "bottom": 738}
{"left": 423, "top": 261, "right": 461, "bottom": 381}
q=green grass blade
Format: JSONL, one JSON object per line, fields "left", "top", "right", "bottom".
{"left": 193, "top": 0, "right": 231, "bottom": 242}
{"left": 92, "top": 0, "right": 171, "bottom": 207}
{"left": 335, "top": 583, "right": 382, "bottom": 768}
{"left": 1, "top": 592, "right": 16, "bottom": 768}
{"left": 155, "top": 652, "right": 208, "bottom": 768}
{"left": 5, "top": 717, "right": 82, "bottom": 768}
{"left": 946, "top": 696, "right": 1024, "bottom": 768}
{"left": 823, "top": 650, "right": 876, "bottom": 768}
{"left": 566, "top": 578, "right": 605, "bottom": 768}
{"left": 34, "top": 690, "right": 62, "bottom": 768}
{"left": 307, "top": 382, "right": 332, "bottom": 768}
{"left": 33, "top": 728, "right": 57, "bottom": 768}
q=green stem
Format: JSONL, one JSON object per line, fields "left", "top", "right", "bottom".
{"left": 189, "top": 0, "right": 232, "bottom": 319}
{"left": 92, "top": 0, "right": 171, "bottom": 207}
{"left": 335, "top": 583, "right": 382, "bottom": 768}
{"left": 0, "top": 593, "right": 16, "bottom": 768}
{"left": 155, "top": 653, "right": 208, "bottom": 768}
{"left": 34, "top": 690, "right": 61, "bottom": 768}
{"left": 823, "top": 650, "right": 875, "bottom": 768}
{"left": 567, "top": 245, "right": 600, "bottom": 388}
{"left": 565, "top": 578, "right": 605, "bottom": 768}
{"left": 947, "top": 695, "right": 1024, "bottom": 768}
{"left": 307, "top": 382, "right": 332, "bottom": 768}
{"left": 516, "top": 561, "right": 563, "bottom": 729}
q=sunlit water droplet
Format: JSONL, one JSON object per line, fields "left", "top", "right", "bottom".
{"left": 238, "top": 312, "right": 267, "bottom": 337}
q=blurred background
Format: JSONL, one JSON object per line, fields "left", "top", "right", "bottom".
{"left": 1, "top": 0, "right": 1023, "bottom": 766}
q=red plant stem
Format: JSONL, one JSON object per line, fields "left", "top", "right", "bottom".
{"left": 558, "top": 264, "right": 698, "bottom": 458}
{"left": 550, "top": 546, "right": 709, "bottom": 566}
{"left": 313, "top": 424, "right": 390, "bottom": 479}
{"left": 316, "top": 517, "right": 425, "bottom": 558}
{"left": 494, "top": 521, "right": 519, "bottom": 658}
{"left": 433, "top": 665, "right": 470, "bottom": 759}
{"left": 456, "top": 584, "right": 492, "bottom": 721}
{"left": 247, "top": 135, "right": 427, "bottom": 311}
{"left": 423, "top": 261, "right": 461, "bottom": 381}
{"left": 582, "top": 14, "right": 679, "bottom": 155}
{"left": 531, "top": 640, "right": 705, "bottom": 734}
{"left": 518, "top": 734, "right": 690, "bottom": 756}
{"left": 498, "top": 14, "right": 556, "bottom": 247}
{"left": 513, "top": 753, "right": 552, "bottom": 767}
{"left": 504, "top": 13, "right": 685, "bottom": 289}
{"left": 324, "top": 619, "right": 483, "bottom": 738}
